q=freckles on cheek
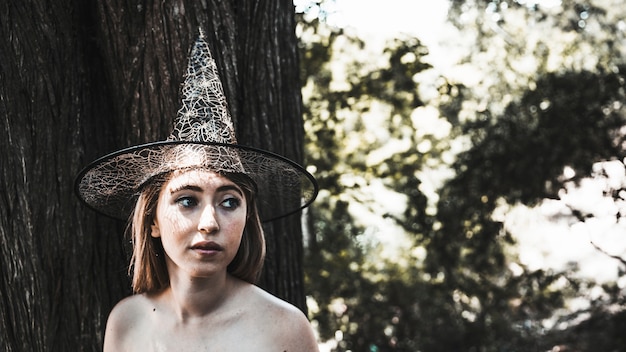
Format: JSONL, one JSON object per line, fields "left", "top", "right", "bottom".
{"left": 156, "top": 209, "right": 188, "bottom": 236}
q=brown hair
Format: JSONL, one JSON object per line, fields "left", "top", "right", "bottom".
{"left": 127, "top": 171, "right": 266, "bottom": 294}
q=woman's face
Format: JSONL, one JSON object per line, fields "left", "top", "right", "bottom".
{"left": 151, "top": 169, "right": 247, "bottom": 279}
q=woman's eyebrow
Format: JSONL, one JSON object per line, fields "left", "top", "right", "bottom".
{"left": 217, "top": 185, "right": 243, "bottom": 196}
{"left": 169, "top": 183, "right": 242, "bottom": 196}
{"left": 169, "top": 184, "right": 203, "bottom": 194}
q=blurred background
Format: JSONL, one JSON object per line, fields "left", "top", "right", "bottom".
{"left": 295, "top": 1, "right": 626, "bottom": 351}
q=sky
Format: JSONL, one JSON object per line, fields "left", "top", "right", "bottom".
{"left": 300, "top": 0, "right": 626, "bottom": 289}
{"left": 315, "top": 0, "right": 461, "bottom": 68}
{"left": 324, "top": 0, "right": 450, "bottom": 40}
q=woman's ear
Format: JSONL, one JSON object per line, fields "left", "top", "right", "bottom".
{"left": 151, "top": 221, "right": 161, "bottom": 238}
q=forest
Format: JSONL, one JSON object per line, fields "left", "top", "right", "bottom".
{"left": 297, "top": 0, "right": 626, "bottom": 351}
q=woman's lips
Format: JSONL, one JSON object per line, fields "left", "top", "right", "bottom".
{"left": 191, "top": 241, "right": 223, "bottom": 254}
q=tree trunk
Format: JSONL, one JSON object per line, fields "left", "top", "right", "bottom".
{"left": 0, "top": 0, "right": 307, "bottom": 350}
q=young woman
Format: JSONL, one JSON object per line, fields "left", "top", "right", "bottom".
{"left": 102, "top": 168, "right": 319, "bottom": 351}
{"left": 75, "top": 31, "right": 319, "bottom": 351}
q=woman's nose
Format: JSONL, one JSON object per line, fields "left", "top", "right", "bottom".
{"left": 198, "top": 205, "right": 219, "bottom": 233}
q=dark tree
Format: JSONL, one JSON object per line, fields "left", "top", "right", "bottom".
{"left": 0, "top": 0, "right": 308, "bottom": 350}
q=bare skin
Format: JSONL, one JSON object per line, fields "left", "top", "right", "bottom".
{"left": 103, "top": 275, "right": 318, "bottom": 351}
{"left": 103, "top": 170, "right": 319, "bottom": 351}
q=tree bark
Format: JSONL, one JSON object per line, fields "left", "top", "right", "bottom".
{"left": 0, "top": 0, "right": 307, "bottom": 350}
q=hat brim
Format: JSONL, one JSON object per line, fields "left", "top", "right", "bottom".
{"left": 74, "top": 141, "right": 318, "bottom": 222}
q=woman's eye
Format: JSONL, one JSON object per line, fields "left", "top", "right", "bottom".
{"left": 221, "top": 197, "right": 241, "bottom": 209}
{"left": 176, "top": 196, "right": 198, "bottom": 208}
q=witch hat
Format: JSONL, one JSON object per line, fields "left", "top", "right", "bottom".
{"left": 75, "top": 30, "right": 317, "bottom": 222}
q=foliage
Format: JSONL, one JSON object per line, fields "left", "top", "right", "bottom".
{"left": 298, "top": 0, "right": 626, "bottom": 351}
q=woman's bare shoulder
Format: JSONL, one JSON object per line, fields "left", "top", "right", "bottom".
{"left": 103, "top": 294, "right": 155, "bottom": 352}
{"left": 241, "top": 284, "right": 320, "bottom": 351}
{"left": 249, "top": 285, "right": 306, "bottom": 316}
{"left": 108, "top": 293, "right": 154, "bottom": 324}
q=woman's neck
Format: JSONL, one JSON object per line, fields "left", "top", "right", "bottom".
{"left": 164, "top": 270, "right": 237, "bottom": 323}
